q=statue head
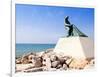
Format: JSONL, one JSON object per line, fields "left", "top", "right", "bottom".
{"left": 65, "top": 16, "right": 70, "bottom": 25}
{"left": 65, "top": 16, "right": 69, "bottom": 19}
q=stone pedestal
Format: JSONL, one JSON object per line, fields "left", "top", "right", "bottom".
{"left": 54, "top": 37, "right": 94, "bottom": 59}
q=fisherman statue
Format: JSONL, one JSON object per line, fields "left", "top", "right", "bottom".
{"left": 64, "top": 16, "right": 88, "bottom": 37}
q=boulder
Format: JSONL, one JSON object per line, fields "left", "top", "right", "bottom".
{"left": 69, "top": 59, "right": 89, "bottom": 69}
{"left": 56, "top": 64, "right": 62, "bottom": 69}
{"left": 24, "top": 67, "right": 43, "bottom": 72}
{"left": 21, "top": 52, "right": 37, "bottom": 64}
{"left": 84, "top": 63, "right": 94, "bottom": 69}
{"left": 31, "top": 56, "right": 42, "bottom": 67}
{"left": 65, "top": 58, "right": 73, "bottom": 65}
{"left": 42, "top": 56, "right": 51, "bottom": 70}
{"left": 62, "top": 64, "right": 67, "bottom": 70}
{"left": 16, "top": 58, "right": 22, "bottom": 64}
{"left": 48, "top": 68, "right": 57, "bottom": 71}
{"left": 16, "top": 64, "right": 34, "bottom": 72}
{"left": 28, "top": 54, "right": 36, "bottom": 63}
{"left": 51, "top": 61, "right": 60, "bottom": 68}
{"left": 37, "top": 51, "right": 45, "bottom": 57}
{"left": 58, "top": 57, "right": 65, "bottom": 64}
{"left": 45, "top": 48, "right": 54, "bottom": 53}
{"left": 63, "top": 56, "right": 72, "bottom": 60}
{"left": 50, "top": 55, "right": 58, "bottom": 62}
{"left": 21, "top": 55, "right": 29, "bottom": 64}
{"left": 84, "top": 59, "right": 94, "bottom": 69}
{"left": 90, "top": 59, "right": 95, "bottom": 64}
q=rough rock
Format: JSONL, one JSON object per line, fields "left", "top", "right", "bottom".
{"left": 65, "top": 58, "right": 73, "bottom": 65}
{"left": 63, "top": 56, "right": 71, "bottom": 60}
{"left": 56, "top": 64, "right": 62, "bottom": 69}
{"left": 58, "top": 57, "right": 65, "bottom": 64}
{"left": 31, "top": 56, "right": 42, "bottom": 67}
{"left": 28, "top": 54, "right": 36, "bottom": 63}
{"left": 62, "top": 64, "right": 68, "bottom": 70}
{"left": 16, "top": 58, "right": 22, "bottom": 64}
{"left": 45, "top": 48, "right": 54, "bottom": 53}
{"left": 90, "top": 59, "right": 95, "bottom": 64}
{"left": 84, "top": 58, "right": 94, "bottom": 69}
{"left": 48, "top": 68, "right": 57, "bottom": 71}
{"left": 37, "top": 51, "right": 45, "bottom": 57}
{"left": 16, "top": 64, "right": 34, "bottom": 72}
{"left": 21, "top": 52, "right": 37, "bottom": 64}
{"left": 24, "top": 67, "right": 43, "bottom": 72}
{"left": 42, "top": 56, "right": 51, "bottom": 70}
{"left": 51, "top": 61, "right": 60, "bottom": 68}
{"left": 15, "top": 50, "right": 95, "bottom": 72}
{"left": 84, "top": 63, "right": 94, "bottom": 69}
{"left": 69, "top": 59, "right": 89, "bottom": 69}
{"left": 50, "top": 55, "right": 58, "bottom": 62}
{"left": 21, "top": 55, "right": 29, "bottom": 64}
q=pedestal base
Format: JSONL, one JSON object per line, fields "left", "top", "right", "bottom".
{"left": 54, "top": 37, "right": 94, "bottom": 58}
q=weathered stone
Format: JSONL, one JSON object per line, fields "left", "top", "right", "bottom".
{"left": 84, "top": 63, "right": 94, "bottom": 69}
{"left": 21, "top": 55, "right": 29, "bottom": 64}
{"left": 16, "top": 58, "right": 22, "bottom": 64}
{"left": 63, "top": 56, "right": 72, "bottom": 60}
{"left": 16, "top": 64, "right": 34, "bottom": 72}
{"left": 65, "top": 58, "right": 73, "bottom": 65}
{"left": 28, "top": 54, "right": 36, "bottom": 63}
{"left": 69, "top": 59, "right": 89, "bottom": 69}
{"left": 50, "top": 55, "right": 58, "bottom": 62}
{"left": 90, "top": 59, "right": 95, "bottom": 64}
{"left": 37, "top": 51, "right": 45, "bottom": 57}
{"left": 51, "top": 61, "right": 60, "bottom": 68}
{"left": 32, "top": 56, "right": 42, "bottom": 67}
{"left": 62, "top": 64, "right": 67, "bottom": 70}
{"left": 59, "top": 67, "right": 64, "bottom": 71}
{"left": 42, "top": 56, "right": 51, "bottom": 70}
{"left": 45, "top": 48, "right": 54, "bottom": 53}
{"left": 24, "top": 67, "right": 43, "bottom": 72}
{"left": 56, "top": 64, "right": 62, "bottom": 69}
{"left": 84, "top": 59, "right": 94, "bottom": 69}
{"left": 48, "top": 68, "right": 57, "bottom": 71}
{"left": 56, "top": 52, "right": 65, "bottom": 57}
{"left": 58, "top": 57, "right": 65, "bottom": 64}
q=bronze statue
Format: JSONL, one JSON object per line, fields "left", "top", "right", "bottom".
{"left": 64, "top": 16, "right": 88, "bottom": 37}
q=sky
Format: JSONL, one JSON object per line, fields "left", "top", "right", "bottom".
{"left": 16, "top": 4, "right": 94, "bottom": 44}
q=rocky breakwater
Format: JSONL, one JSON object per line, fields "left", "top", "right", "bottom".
{"left": 16, "top": 48, "right": 94, "bottom": 73}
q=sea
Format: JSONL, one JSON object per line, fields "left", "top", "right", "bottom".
{"left": 16, "top": 44, "right": 56, "bottom": 57}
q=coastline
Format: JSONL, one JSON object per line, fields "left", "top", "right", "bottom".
{"left": 16, "top": 44, "right": 56, "bottom": 57}
{"left": 15, "top": 48, "right": 94, "bottom": 73}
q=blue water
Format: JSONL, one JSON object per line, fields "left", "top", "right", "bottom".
{"left": 16, "top": 44, "right": 56, "bottom": 57}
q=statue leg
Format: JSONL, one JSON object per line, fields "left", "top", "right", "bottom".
{"left": 68, "top": 29, "right": 71, "bottom": 37}
{"left": 70, "top": 26, "right": 73, "bottom": 36}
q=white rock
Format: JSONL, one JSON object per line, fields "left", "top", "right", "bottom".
{"left": 65, "top": 58, "right": 73, "bottom": 65}
{"left": 58, "top": 57, "right": 65, "bottom": 64}
{"left": 62, "top": 64, "right": 67, "bottom": 70}
{"left": 50, "top": 55, "right": 57, "bottom": 62}
{"left": 56, "top": 64, "right": 62, "bottom": 69}
{"left": 28, "top": 54, "right": 35, "bottom": 63}
{"left": 37, "top": 51, "right": 45, "bottom": 57}
{"left": 69, "top": 59, "right": 88, "bottom": 69}
{"left": 21, "top": 55, "right": 29, "bottom": 64}
{"left": 51, "top": 61, "right": 60, "bottom": 68}
{"left": 31, "top": 56, "right": 42, "bottom": 67}
{"left": 42, "top": 56, "right": 51, "bottom": 70}
{"left": 90, "top": 59, "right": 95, "bottom": 64}
{"left": 84, "top": 64, "right": 94, "bottom": 69}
